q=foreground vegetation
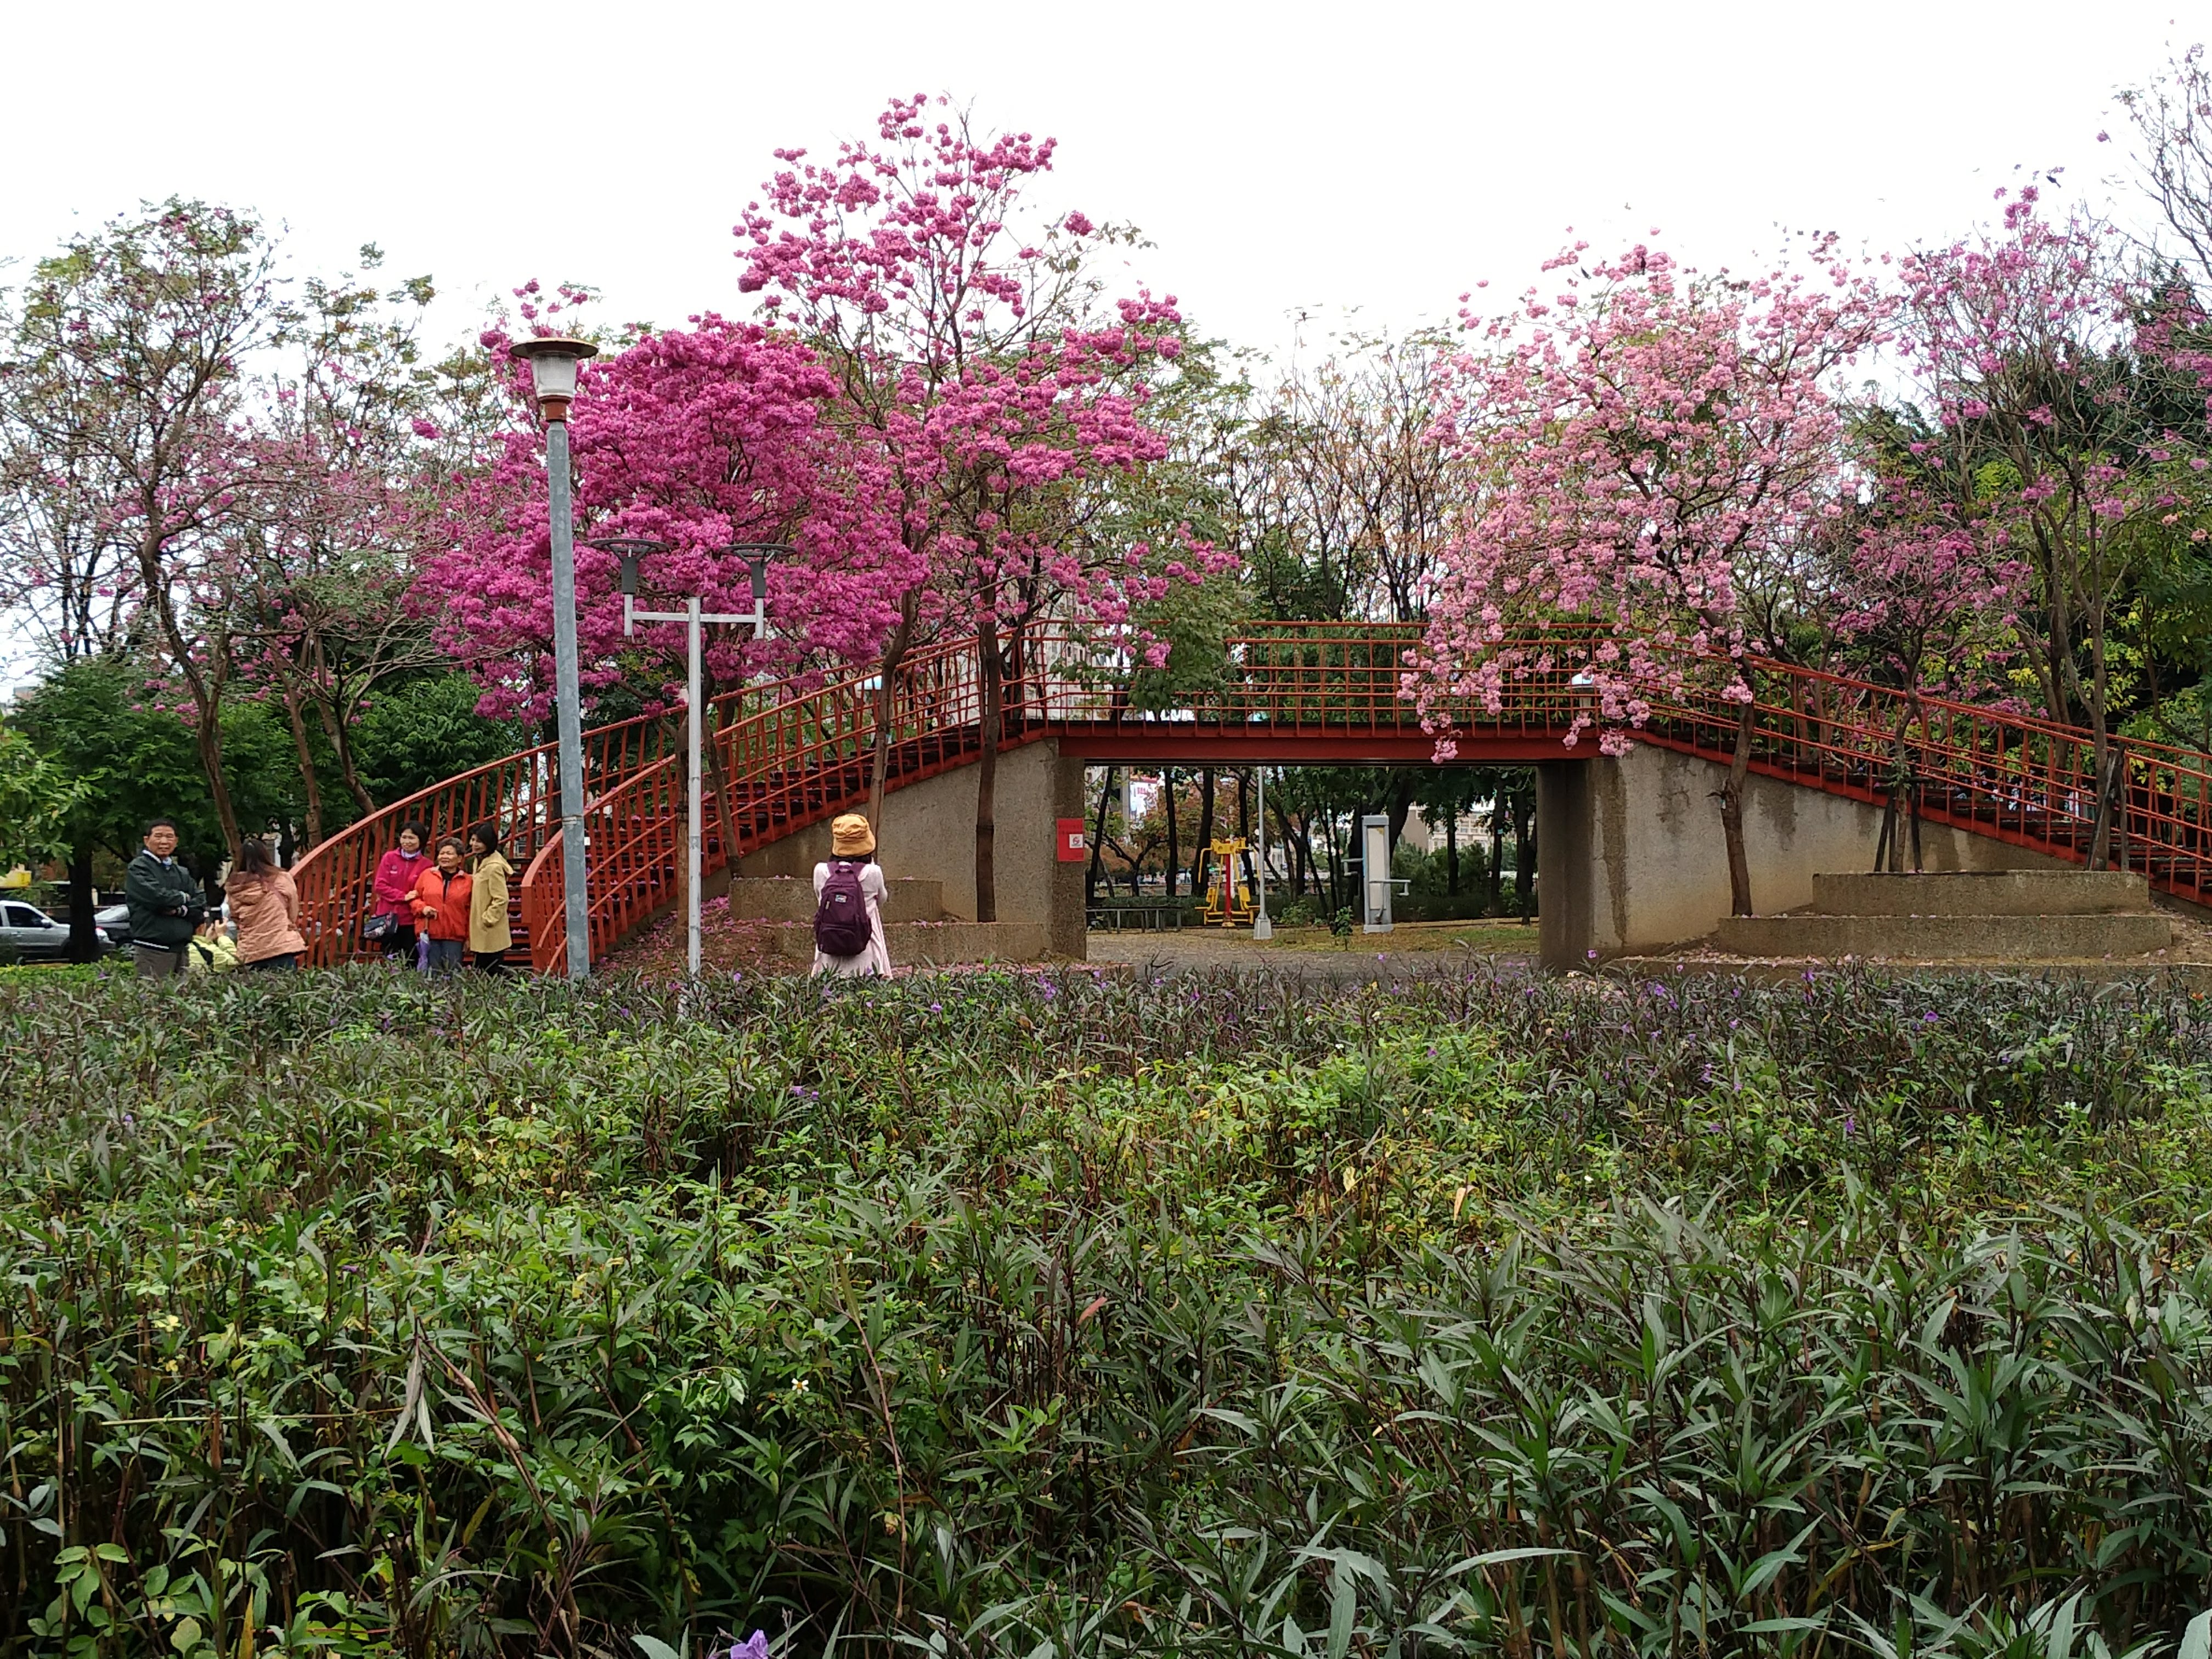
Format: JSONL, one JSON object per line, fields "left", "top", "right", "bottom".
{"left": 4, "top": 964, "right": 2212, "bottom": 1658}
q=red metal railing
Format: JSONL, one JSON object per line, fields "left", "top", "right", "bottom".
{"left": 521, "top": 635, "right": 1001, "bottom": 973}
{"left": 302, "top": 620, "right": 2212, "bottom": 974}
{"left": 1633, "top": 661, "right": 2212, "bottom": 904}
{"left": 290, "top": 681, "right": 789, "bottom": 966}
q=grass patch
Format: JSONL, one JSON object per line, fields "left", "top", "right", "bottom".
{"left": 3, "top": 965, "right": 2210, "bottom": 1655}
{"left": 1254, "top": 918, "right": 1542, "bottom": 952}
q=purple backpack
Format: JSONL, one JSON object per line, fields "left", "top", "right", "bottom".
{"left": 814, "top": 861, "right": 871, "bottom": 956}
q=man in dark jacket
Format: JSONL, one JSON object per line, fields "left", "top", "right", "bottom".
{"left": 125, "top": 819, "right": 206, "bottom": 978}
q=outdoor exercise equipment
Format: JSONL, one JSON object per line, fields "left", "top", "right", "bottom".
{"left": 1197, "top": 836, "right": 1257, "bottom": 928}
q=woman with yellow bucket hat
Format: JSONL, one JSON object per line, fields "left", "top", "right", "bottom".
{"left": 812, "top": 813, "right": 890, "bottom": 977}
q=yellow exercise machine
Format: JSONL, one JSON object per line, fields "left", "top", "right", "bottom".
{"left": 1197, "top": 836, "right": 1257, "bottom": 928}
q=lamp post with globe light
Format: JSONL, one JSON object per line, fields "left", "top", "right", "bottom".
{"left": 509, "top": 336, "right": 600, "bottom": 980}
{"left": 597, "top": 539, "right": 783, "bottom": 975}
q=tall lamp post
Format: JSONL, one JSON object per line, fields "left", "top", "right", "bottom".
{"left": 511, "top": 336, "right": 600, "bottom": 980}
{"left": 604, "top": 540, "right": 781, "bottom": 975}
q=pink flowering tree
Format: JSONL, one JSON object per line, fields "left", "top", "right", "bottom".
{"left": 0, "top": 202, "right": 289, "bottom": 858}
{"left": 421, "top": 301, "right": 906, "bottom": 875}
{"left": 736, "top": 95, "right": 1229, "bottom": 921}
{"left": 1408, "top": 238, "right": 1887, "bottom": 915}
{"left": 215, "top": 258, "right": 460, "bottom": 845}
{"left": 1821, "top": 493, "right": 2030, "bottom": 867}
{"left": 426, "top": 308, "right": 902, "bottom": 716}
{"left": 1893, "top": 188, "right": 2211, "bottom": 861}
{"left": 1829, "top": 500, "right": 2028, "bottom": 706}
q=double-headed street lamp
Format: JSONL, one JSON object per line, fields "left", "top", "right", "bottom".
{"left": 597, "top": 540, "right": 782, "bottom": 975}
{"left": 511, "top": 336, "right": 601, "bottom": 981}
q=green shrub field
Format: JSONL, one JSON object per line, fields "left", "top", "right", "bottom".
{"left": 5, "top": 964, "right": 2212, "bottom": 1657}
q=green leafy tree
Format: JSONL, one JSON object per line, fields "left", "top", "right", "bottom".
{"left": 0, "top": 719, "right": 87, "bottom": 874}
{"left": 13, "top": 658, "right": 303, "bottom": 957}
{"left": 348, "top": 673, "right": 525, "bottom": 812}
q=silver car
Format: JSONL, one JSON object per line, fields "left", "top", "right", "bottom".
{"left": 0, "top": 901, "right": 72, "bottom": 958}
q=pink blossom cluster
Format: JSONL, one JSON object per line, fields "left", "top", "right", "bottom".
{"left": 423, "top": 315, "right": 909, "bottom": 719}
{"left": 1408, "top": 237, "right": 1888, "bottom": 755}
{"left": 733, "top": 95, "right": 1227, "bottom": 662}
{"left": 1830, "top": 508, "right": 2029, "bottom": 702}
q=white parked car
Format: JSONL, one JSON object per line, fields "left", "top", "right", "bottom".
{"left": 0, "top": 901, "right": 72, "bottom": 958}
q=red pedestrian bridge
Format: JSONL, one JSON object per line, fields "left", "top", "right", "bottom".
{"left": 291, "top": 623, "right": 2212, "bottom": 972}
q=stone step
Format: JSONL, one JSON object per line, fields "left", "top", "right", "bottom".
{"left": 1608, "top": 956, "right": 2212, "bottom": 989}
{"left": 1713, "top": 911, "right": 2175, "bottom": 961}
{"left": 725, "top": 875, "right": 947, "bottom": 924}
{"left": 755, "top": 919, "right": 1049, "bottom": 966}
{"left": 1809, "top": 870, "right": 2153, "bottom": 917}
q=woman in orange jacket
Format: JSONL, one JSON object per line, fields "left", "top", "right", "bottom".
{"left": 411, "top": 838, "right": 474, "bottom": 974}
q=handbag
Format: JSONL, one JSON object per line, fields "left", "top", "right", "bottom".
{"left": 363, "top": 912, "right": 397, "bottom": 944}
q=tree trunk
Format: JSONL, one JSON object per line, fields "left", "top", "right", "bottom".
{"left": 1719, "top": 696, "right": 1756, "bottom": 916}
{"left": 193, "top": 709, "right": 243, "bottom": 861}
{"left": 1487, "top": 811, "right": 1505, "bottom": 916}
{"left": 1323, "top": 808, "right": 1347, "bottom": 915}
{"left": 1237, "top": 770, "right": 1250, "bottom": 843}
{"left": 1163, "top": 770, "right": 1178, "bottom": 899}
{"left": 1385, "top": 773, "right": 1415, "bottom": 854}
{"left": 2087, "top": 640, "right": 2114, "bottom": 870}
{"left": 313, "top": 693, "right": 378, "bottom": 819}
{"left": 1194, "top": 769, "right": 1216, "bottom": 898}
{"left": 1510, "top": 788, "right": 1536, "bottom": 923}
{"left": 1086, "top": 769, "right": 1114, "bottom": 905}
{"left": 281, "top": 682, "right": 325, "bottom": 847}
{"left": 974, "top": 619, "right": 1002, "bottom": 923}
{"left": 1446, "top": 812, "right": 1459, "bottom": 895}
{"left": 1268, "top": 797, "right": 1301, "bottom": 898}
{"left": 702, "top": 695, "right": 742, "bottom": 881}
{"left": 868, "top": 600, "right": 917, "bottom": 829}
{"left": 137, "top": 507, "right": 243, "bottom": 857}
{"left": 66, "top": 848, "right": 100, "bottom": 964}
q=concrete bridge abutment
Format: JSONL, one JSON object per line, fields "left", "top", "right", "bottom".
{"left": 742, "top": 737, "right": 1090, "bottom": 960}
{"left": 1536, "top": 744, "right": 2069, "bottom": 970}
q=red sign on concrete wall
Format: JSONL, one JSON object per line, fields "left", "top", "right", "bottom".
{"left": 1056, "top": 818, "right": 1088, "bottom": 861}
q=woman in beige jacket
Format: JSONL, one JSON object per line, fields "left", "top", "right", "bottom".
{"left": 468, "top": 825, "right": 514, "bottom": 972}
{"left": 228, "top": 838, "right": 306, "bottom": 969}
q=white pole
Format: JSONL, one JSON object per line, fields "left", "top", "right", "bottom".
{"left": 1251, "top": 765, "right": 1272, "bottom": 940}
{"left": 687, "top": 596, "right": 704, "bottom": 977}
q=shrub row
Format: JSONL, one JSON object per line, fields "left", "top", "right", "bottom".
{"left": 2, "top": 965, "right": 2209, "bottom": 1656}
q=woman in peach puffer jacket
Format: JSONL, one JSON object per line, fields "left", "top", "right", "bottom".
{"left": 228, "top": 837, "right": 307, "bottom": 970}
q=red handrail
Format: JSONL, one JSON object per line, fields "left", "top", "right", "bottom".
{"left": 522, "top": 635, "right": 996, "bottom": 973}
{"left": 291, "top": 679, "right": 792, "bottom": 966}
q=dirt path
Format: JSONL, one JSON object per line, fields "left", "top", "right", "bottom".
{"left": 611, "top": 906, "right": 1543, "bottom": 981}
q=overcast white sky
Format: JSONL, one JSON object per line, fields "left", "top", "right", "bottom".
{"left": 1, "top": 0, "right": 2197, "bottom": 366}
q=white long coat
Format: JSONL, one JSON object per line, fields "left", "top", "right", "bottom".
{"left": 811, "top": 860, "right": 890, "bottom": 977}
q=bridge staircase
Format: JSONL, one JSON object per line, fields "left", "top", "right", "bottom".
{"left": 291, "top": 625, "right": 2212, "bottom": 973}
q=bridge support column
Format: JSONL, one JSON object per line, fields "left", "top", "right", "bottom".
{"left": 1534, "top": 762, "right": 1599, "bottom": 972}
{"left": 1537, "top": 744, "right": 2071, "bottom": 969}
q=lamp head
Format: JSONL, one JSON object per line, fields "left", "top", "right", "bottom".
{"left": 510, "top": 336, "right": 600, "bottom": 423}
{"left": 584, "top": 538, "right": 670, "bottom": 597}
{"left": 720, "top": 542, "right": 790, "bottom": 605}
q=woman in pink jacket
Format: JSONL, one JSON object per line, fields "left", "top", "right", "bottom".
{"left": 371, "top": 822, "right": 429, "bottom": 963}
{"left": 229, "top": 837, "right": 307, "bottom": 969}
